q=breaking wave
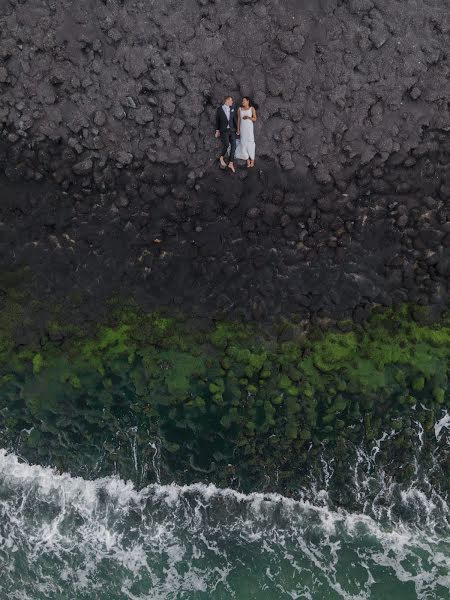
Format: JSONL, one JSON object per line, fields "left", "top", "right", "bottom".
{"left": 0, "top": 443, "right": 449, "bottom": 600}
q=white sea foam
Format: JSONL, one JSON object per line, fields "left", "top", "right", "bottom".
{"left": 435, "top": 411, "right": 450, "bottom": 441}
{"left": 0, "top": 449, "right": 449, "bottom": 599}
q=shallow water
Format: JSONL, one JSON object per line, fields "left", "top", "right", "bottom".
{"left": 0, "top": 449, "right": 449, "bottom": 600}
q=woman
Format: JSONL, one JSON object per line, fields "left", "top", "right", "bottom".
{"left": 235, "top": 97, "right": 257, "bottom": 168}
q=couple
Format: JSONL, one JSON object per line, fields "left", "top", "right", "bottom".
{"left": 215, "top": 95, "right": 257, "bottom": 173}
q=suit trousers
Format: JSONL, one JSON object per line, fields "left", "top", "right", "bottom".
{"left": 220, "top": 129, "right": 237, "bottom": 162}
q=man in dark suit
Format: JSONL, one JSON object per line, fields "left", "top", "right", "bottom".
{"left": 215, "top": 95, "right": 238, "bottom": 173}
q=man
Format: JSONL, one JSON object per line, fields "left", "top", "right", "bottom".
{"left": 215, "top": 95, "right": 238, "bottom": 173}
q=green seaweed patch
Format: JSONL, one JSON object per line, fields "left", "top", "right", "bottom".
{"left": 312, "top": 332, "right": 358, "bottom": 372}
{"left": 0, "top": 292, "right": 448, "bottom": 493}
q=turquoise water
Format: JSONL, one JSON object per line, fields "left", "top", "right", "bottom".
{"left": 0, "top": 444, "right": 449, "bottom": 600}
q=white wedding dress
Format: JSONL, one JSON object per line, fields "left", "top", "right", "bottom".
{"left": 235, "top": 108, "right": 255, "bottom": 161}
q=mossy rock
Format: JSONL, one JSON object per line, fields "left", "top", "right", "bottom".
{"left": 0, "top": 285, "right": 449, "bottom": 492}
{"left": 433, "top": 387, "right": 446, "bottom": 404}
{"left": 412, "top": 375, "right": 425, "bottom": 391}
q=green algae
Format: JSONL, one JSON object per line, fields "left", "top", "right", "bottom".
{"left": 0, "top": 281, "right": 448, "bottom": 491}
{"left": 32, "top": 353, "right": 44, "bottom": 374}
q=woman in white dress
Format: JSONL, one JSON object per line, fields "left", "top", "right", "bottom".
{"left": 236, "top": 97, "right": 257, "bottom": 168}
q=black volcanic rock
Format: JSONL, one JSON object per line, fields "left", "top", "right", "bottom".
{"left": 0, "top": 0, "right": 449, "bottom": 324}
{"left": 0, "top": 0, "right": 450, "bottom": 182}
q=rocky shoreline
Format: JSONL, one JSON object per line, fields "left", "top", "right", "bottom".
{"left": 0, "top": 286, "right": 449, "bottom": 502}
{"left": 1, "top": 143, "right": 449, "bottom": 329}
{"left": 1, "top": 0, "right": 450, "bottom": 178}
{"left": 0, "top": 0, "right": 449, "bottom": 502}
{"left": 1, "top": 0, "right": 449, "bottom": 326}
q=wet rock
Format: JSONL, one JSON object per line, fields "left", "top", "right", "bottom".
{"left": 116, "top": 151, "right": 133, "bottom": 166}
{"left": 314, "top": 165, "right": 332, "bottom": 185}
{"left": 247, "top": 207, "right": 260, "bottom": 219}
{"left": 124, "top": 97, "right": 137, "bottom": 109}
{"left": 107, "top": 27, "right": 122, "bottom": 42}
{"left": 353, "top": 305, "right": 370, "bottom": 323}
{"left": 348, "top": 0, "right": 374, "bottom": 13}
{"left": 68, "top": 113, "right": 90, "bottom": 134}
{"left": 135, "top": 107, "right": 154, "bottom": 124}
{"left": 280, "top": 152, "right": 295, "bottom": 171}
{"left": 439, "top": 183, "right": 450, "bottom": 199}
{"left": 396, "top": 214, "right": 408, "bottom": 228}
{"left": 436, "top": 256, "right": 450, "bottom": 277}
{"left": 284, "top": 205, "right": 303, "bottom": 218}
{"left": 171, "top": 118, "right": 185, "bottom": 134}
{"left": 317, "top": 197, "right": 333, "bottom": 213}
{"left": 93, "top": 111, "right": 106, "bottom": 127}
{"left": 369, "top": 25, "right": 388, "bottom": 48}
{"left": 116, "top": 194, "right": 130, "bottom": 208}
{"left": 72, "top": 158, "right": 93, "bottom": 175}
{"left": 277, "top": 29, "right": 306, "bottom": 55}
{"left": 17, "top": 115, "right": 33, "bottom": 131}
{"left": 263, "top": 204, "right": 281, "bottom": 227}
{"left": 113, "top": 105, "right": 126, "bottom": 121}
{"left": 281, "top": 214, "right": 291, "bottom": 228}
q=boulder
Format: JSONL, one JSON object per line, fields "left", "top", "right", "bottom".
{"left": 72, "top": 158, "right": 93, "bottom": 175}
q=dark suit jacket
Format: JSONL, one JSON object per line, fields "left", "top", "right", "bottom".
{"left": 215, "top": 105, "right": 238, "bottom": 133}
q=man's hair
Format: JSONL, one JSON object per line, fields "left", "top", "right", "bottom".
{"left": 223, "top": 95, "right": 232, "bottom": 103}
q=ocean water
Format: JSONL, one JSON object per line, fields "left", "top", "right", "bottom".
{"left": 0, "top": 415, "right": 449, "bottom": 600}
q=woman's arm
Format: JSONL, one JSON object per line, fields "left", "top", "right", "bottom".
{"left": 237, "top": 108, "right": 241, "bottom": 135}
{"left": 243, "top": 107, "right": 257, "bottom": 122}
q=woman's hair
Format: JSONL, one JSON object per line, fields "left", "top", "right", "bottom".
{"left": 243, "top": 96, "right": 259, "bottom": 110}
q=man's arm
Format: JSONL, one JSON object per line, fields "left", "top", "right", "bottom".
{"left": 215, "top": 108, "right": 220, "bottom": 135}
{"left": 236, "top": 108, "right": 241, "bottom": 136}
